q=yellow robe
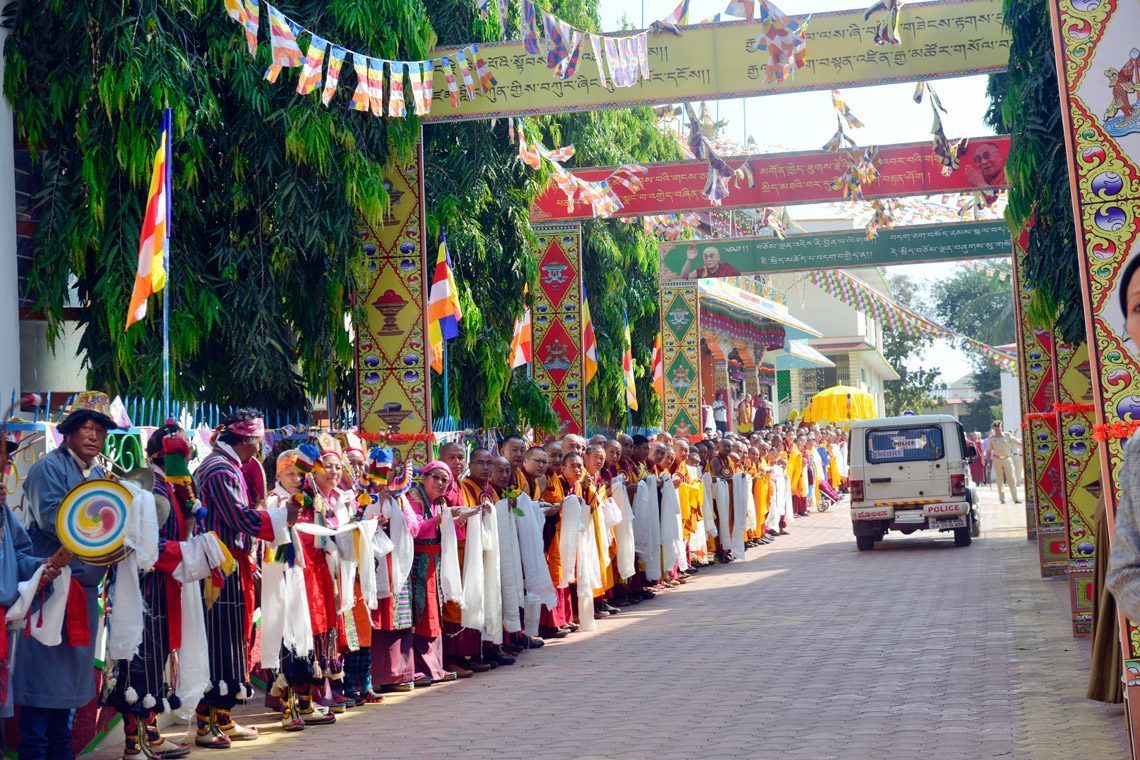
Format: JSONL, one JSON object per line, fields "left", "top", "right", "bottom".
{"left": 788, "top": 448, "right": 806, "bottom": 498}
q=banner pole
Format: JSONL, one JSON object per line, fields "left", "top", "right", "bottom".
{"left": 162, "top": 107, "right": 172, "bottom": 420}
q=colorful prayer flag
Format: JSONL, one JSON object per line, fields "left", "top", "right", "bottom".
{"left": 126, "top": 109, "right": 171, "bottom": 330}
{"left": 440, "top": 57, "right": 461, "bottom": 108}
{"left": 622, "top": 314, "right": 638, "bottom": 411}
{"left": 455, "top": 49, "right": 477, "bottom": 101}
{"left": 296, "top": 35, "right": 327, "bottom": 96}
{"left": 349, "top": 53, "right": 370, "bottom": 112}
{"left": 583, "top": 287, "right": 598, "bottom": 385}
{"left": 264, "top": 5, "right": 303, "bottom": 83}
{"left": 589, "top": 34, "right": 608, "bottom": 88}
{"left": 421, "top": 59, "right": 435, "bottom": 114}
{"left": 427, "top": 229, "right": 463, "bottom": 374}
{"left": 322, "top": 45, "right": 346, "bottom": 106}
{"left": 509, "top": 288, "right": 533, "bottom": 369}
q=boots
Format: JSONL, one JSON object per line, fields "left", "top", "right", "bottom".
{"left": 281, "top": 688, "right": 305, "bottom": 732}
{"left": 122, "top": 714, "right": 144, "bottom": 759}
{"left": 194, "top": 704, "right": 230, "bottom": 749}
{"left": 214, "top": 706, "right": 259, "bottom": 741}
{"left": 297, "top": 686, "right": 336, "bottom": 725}
{"left": 143, "top": 712, "right": 190, "bottom": 759}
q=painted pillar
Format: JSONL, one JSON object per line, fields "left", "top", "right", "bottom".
{"left": 1056, "top": 341, "right": 1098, "bottom": 637}
{"left": 356, "top": 137, "right": 432, "bottom": 464}
{"left": 531, "top": 223, "right": 586, "bottom": 438}
{"left": 1049, "top": 2, "right": 1140, "bottom": 747}
{"left": 660, "top": 280, "right": 702, "bottom": 437}
{"left": 1011, "top": 223, "right": 1040, "bottom": 542}
{"left": 1026, "top": 325, "right": 1069, "bottom": 577}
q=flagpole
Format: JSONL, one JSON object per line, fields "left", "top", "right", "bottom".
{"left": 162, "top": 107, "right": 172, "bottom": 420}
{"left": 443, "top": 339, "right": 452, "bottom": 429}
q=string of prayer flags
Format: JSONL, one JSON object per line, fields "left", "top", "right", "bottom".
{"left": 865, "top": 199, "right": 894, "bottom": 239}
{"left": 636, "top": 34, "right": 650, "bottom": 79}
{"left": 755, "top": 0, "right": 809, "bottom": 84}
{"left": 831, "top": 89, "right": 864, "bottom": 129}
{"left": 264, "top": 5, "right": 303, "bottom": 83}
{"left": 759, "top": 208, "right": 787, "bottom": 239}
{"left": 915, "top": 82, "right": 967, "bottom": 176}
{"left": 388, "top": 62, "right": 407, "bottom": 118}
{"left": 349, "top": 53, "right": 370, "bottom": 111}
{"left": 221, "top": 3, "right": 502, "bottom": 120}
{"left": 863, "top": 0, "right": 901, "bottom": 45}
{"left": 652, "top": 0, "right": 690, "bottom": 35}
{"left": 822, "top": 124, "right": 856, "bottom": 153}
{"left": 296, "top": 35, "right": 327, "bottom": 96}
{"left": 455, "top": 49, "right": 477, "bottom": 101}
{"left": 322, "top": 46, "right": 346, "bottom": 106}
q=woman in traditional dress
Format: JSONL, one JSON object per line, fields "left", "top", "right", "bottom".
{"left": 405, "top": 461, "right": 461, "bottom": 685}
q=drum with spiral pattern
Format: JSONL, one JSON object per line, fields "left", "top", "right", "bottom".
{"left": 55, "top": 478, "right": 132, "bottom": 565}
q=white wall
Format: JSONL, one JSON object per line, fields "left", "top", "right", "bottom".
{"left": 0, "top": 25, "right": 21, "bottom": 405}
{"left": 1000, "top": 371, "right": 1021, "bottom": 434}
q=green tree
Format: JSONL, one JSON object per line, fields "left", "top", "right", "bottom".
{"left": 930, "top": 267, "right": 1015, "bottom": 431}
{"left": 4, "top": 0, "right": 430, "bottom": 410}
{"left": 882, "top": 274, "right": 939, "bottom": 416}
{"left": 986, "top": 0, "right": 1082, "bottom": 343}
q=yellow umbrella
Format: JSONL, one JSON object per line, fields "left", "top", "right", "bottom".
{"left": 802, "top": 385, "right": 876, "bottom": 424}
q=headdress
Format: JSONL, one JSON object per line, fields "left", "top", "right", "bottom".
{"left": 57, "top": 390, "right": 125, "bottom": 435}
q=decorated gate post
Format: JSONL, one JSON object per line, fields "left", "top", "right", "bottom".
{"left": 659, "top": 281, "right": 702, "bottom": 437}
{"left": 355, "top": 138, "right": 433, "bottom": 464}
{"left": 1050, "top": 0, "right": 1140, "bottom": 747}
{"left": 1055, "top": 341, "right": 1099, "bottom": 636}
{"left": 531, "top": 224, "right": 586, "bottom": 438}
{"left": 1024, "top": 323, "right": 1069, "bottom": 577}
{"left": 1011, "top": 233, "right": 1039, "bottom": 542}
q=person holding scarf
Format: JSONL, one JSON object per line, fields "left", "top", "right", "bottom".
{"left": 406, "top": 461, "right": 464, "bottom": 686}
{"left": 192, "top": 410, "right": 295, "bottom": 749}
{"left": 15, "top": 391, "right": 122, "bottom": 759}
{"left": 103, "top": 422, "right": 194, "bottom": 759}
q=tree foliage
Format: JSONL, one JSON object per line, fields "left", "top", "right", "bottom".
{"left": 930, "top": 267, "right": 1014, "bottom": 431}
{"left": 4, "top": 0, "right": 432, "bottom": 409}
{"left": 986, "top": 0, "right": 1083, "bottom": 344}
{"left": 882, "top": 274, "right": 939, "bottom": 416}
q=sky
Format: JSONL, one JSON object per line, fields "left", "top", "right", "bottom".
{"left": 597, "top": 0, "right": 1002, "bottom": 384}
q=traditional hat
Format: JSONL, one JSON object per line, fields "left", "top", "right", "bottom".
{"left": 57, "top": 391, "right": 124, "bottom": 435}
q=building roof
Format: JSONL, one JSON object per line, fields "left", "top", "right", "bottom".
{"left": 698, "top": 280, "right": 822, "bottom": 340}
{"left": 768, "top": 340, "right": 836, "bottom": 370}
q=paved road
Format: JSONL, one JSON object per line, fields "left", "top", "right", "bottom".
{"left": 93, "top": 487, "right": 1128, "bottom": 759}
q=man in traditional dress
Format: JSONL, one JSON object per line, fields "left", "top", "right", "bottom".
{"left": 584, "top": 444, "right": 619, "bottom": 617}
{"left": 192, "top": 409, "right": 295, "bottom": 748}
{"left": 15, "top": 392, "right": 123, "bottom": 758}
{"left": 1, "top": 440, "right": 59, "bottom": 735}
{"left": 439, "top": 442, "right": 483, "bottom": 678}
{"left": 104, "top": 422, "right": 194, "bottom": 757}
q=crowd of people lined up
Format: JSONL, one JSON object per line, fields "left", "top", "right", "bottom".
{"left": 0, "top": 392, "right": 850, "bottom": 759}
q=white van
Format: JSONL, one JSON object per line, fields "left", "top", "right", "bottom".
{"left": 847, "top": 414, "right": 980, "bottom": 550}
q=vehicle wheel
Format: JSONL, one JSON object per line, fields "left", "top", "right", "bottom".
{"left": 856, "top": 535, "right": 876, "bottom": 551}
{"left": 970, "top": 516, "right": 981, "bottom": 538}
{"left": 954, "top": 527, "right": 972, "bottom": 547}
{"left": 819, "top": 500, "right": 831, "bottom": 513}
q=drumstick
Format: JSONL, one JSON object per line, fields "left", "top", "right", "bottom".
{"left": 49, "top": 547, "right": 73, "bottom": 568}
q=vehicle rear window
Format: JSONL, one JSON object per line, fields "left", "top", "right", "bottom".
{"left": 865, "top": 426, "right": 945, "bottom": 464}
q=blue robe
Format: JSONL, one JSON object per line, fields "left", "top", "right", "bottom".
{"left": 0, "top": 503, "right": 44, "bottom": 717}
{"left": 12, "top": 446, "right": 107, "bottom": 709}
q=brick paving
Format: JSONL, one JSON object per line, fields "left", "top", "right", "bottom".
{"left": 88, "top": 487, "right": 1128, "bottom": 759}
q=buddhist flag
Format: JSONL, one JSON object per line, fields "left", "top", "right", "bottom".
{"left": 126, "top": 108, "right": 171, "bottom": 330}
{"left": 583, "top": 286, "right": 598, "bottom": 385}
{"left": 427, "top": 229, "right": 463, "bottom": 373}
{"left": 651, "top": 333, "right": 663, "bottom": 397}
{"left": 509, "top": 287, "right": 532, "bottom": 369}
{"left": 623, "top": 313, "right": 638, "bottom": 411}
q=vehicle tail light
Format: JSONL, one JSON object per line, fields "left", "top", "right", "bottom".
{"left": 951, "top": 473, "right": 966, "bottom": 498}
{"left": 850, "top": 479, "right": 864, "bottom": 502}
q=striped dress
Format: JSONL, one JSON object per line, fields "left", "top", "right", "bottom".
{"left": 194, "top": 448, "right": 273, "bottom": 708}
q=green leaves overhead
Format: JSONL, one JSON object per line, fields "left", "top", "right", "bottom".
{"left": 986, "top": 0, "right": 1083, "bottom": 345}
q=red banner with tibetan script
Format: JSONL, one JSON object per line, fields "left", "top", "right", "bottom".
{"left": 531, "top": 136, "right": 1010, "bottom": 221}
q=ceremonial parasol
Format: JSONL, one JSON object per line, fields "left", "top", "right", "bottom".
{"left": 801, "top": 385, "right": 877, "bottom": 424}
